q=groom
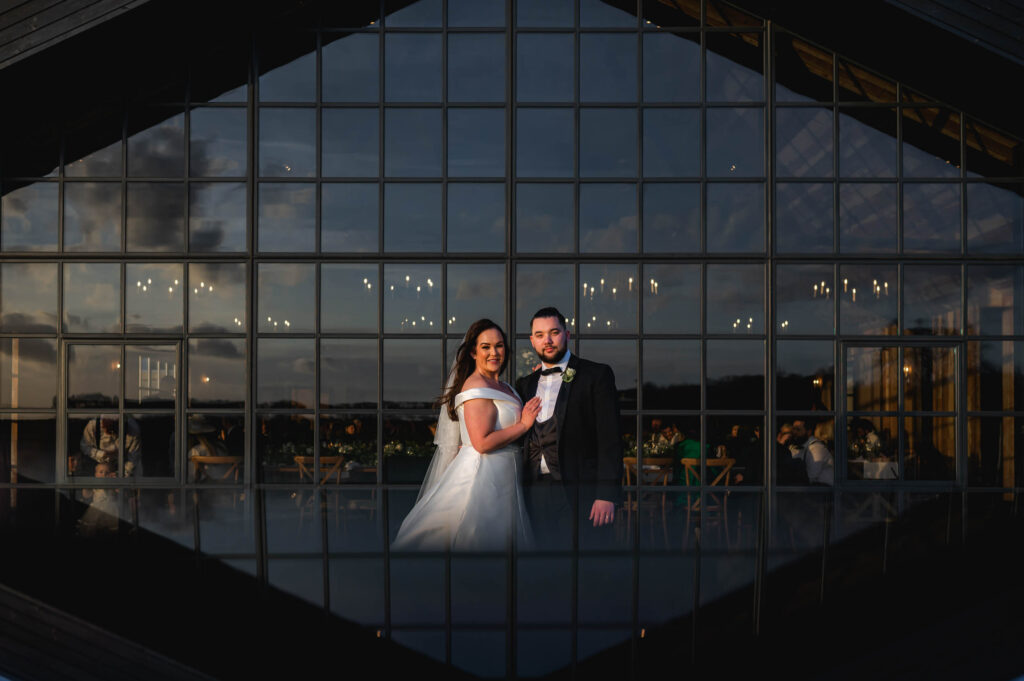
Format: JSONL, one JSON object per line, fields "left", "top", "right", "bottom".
{"left": 516, "top": 307, "right": 623, "bottom": 548}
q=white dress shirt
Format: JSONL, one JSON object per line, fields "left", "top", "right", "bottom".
{"left": 535, "top": 350, "right": 571, "bottom": 474}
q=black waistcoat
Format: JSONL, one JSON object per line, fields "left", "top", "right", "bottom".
{"left": 527, "top": 417, "right": 560, "bottom": 480}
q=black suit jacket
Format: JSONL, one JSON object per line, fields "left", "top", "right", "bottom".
{"left": 515, "top": 354, "right": 623, "bottom": 505}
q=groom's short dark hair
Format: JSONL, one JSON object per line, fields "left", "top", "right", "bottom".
{"left": 531, "top": 307, "right": 567, "bottom": 330}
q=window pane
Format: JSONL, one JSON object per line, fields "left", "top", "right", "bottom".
{"left": 257, "top": 339, "right": 315, "bottom": 408}
{"left": 126, "top": 183, "right": 184, "bottom": 252}
{"left": 845, "top": 416, "right": 897, "bottom": 472}
{"left": 838, "top": 108, "right": 897, "bottom": 178}
{"left": 448, "top": 0, "right": 504, "bottom": 26}
{"left": 386, "top": 34, "right": 442, "bottom": 102}
{"left": 845, "top": 346, "right": 898, "bottom": 412}
{"left": 839, "top": 183, "right": 897, "bottom": 253}
{"left": 63, "top": 263, "right": 121, "bottom": 333}
{"left": 257, "top": 414, "right": 314, "bottom": 482}
{"left": 0, "top": 338, "right": 57, "bottom": 408}
{"left": 449, "top": 34, "right": 505, "bottom": 102}
{"left": 188, "top": 415, "right": 245, "bottom": 483}
{"left": 321, "top": 339, "right": 378, "bottom": 408}
{"left": 776, "top": 182, "right": 833, "bottom": 253}
{"left": 64, "top": 182, "right": 121, "bottom": 252}
{"left": 904, "top": 265, "right": 961, "bottom": 335}
{"left": 448, "top": 183, "right": 505, "bottom": 253}
{"left": 69, "top": 414, "right": 141, "bottom": 479}
{"left": 65, "top": 119, "right": 122, "bottom": 177}
{"left": 0, "top": 262, "right": 57, "bottom": 332}
{"left": 966, "top": 117, "right": 1024, "bottom": 179}
{"left": 517, "top": 109, "right": 574, "bottom": 177}
{"left": 838, "top": 264, "right": 897, "bottom": 335}
{"left": 384, "top": 184, "right": 442, "bottom": 252}
{"left": 707, "top": 182, "right": 764, "bottom": 252}
{"left": 258, "top": 183, "right": 315, "bottom": 252}
{"left": 904, "top": 416, "right": 955, "bottom": 481}
{"left": 577, "top": 339, "right": 637, "bottom": 409}
{"left": 67, "top": 345, "right": 120, "bottom": 409}
{"left": 903, "top": 183, "right": 960, "bottom": 253}
{"left": 580, "top": 34, "right": 636, "bottom": 102}
{"left": 642, "top": 340, "right": 699, "bottom": 410}
{"left": 776, "top": 340, "right": 834, "bottom": 411}
{"left": 323, "top": 109, "right": 379, "bottom": 177}
{"left": 446, "top": 263, "right": 505, "bottom": 336}
{"left": 580, "top": 109, "right": 637, "bottom": 178}
{"left": 323, "top": 33, "right": 379, "bottom": 102}
{"left": 188, "top": 263, "right": 246, "bottom": 333}
{"left": 967, "top": 182, "right": 1024, "bottom": 254}
{"left": 321, "top": 263, "right": 378, "bottom": 333}
{"left": 776, "top": 264, "right": 834, "bottom": 336}
{"left": 904, "top": 346, "right": 956, "bottom": 412}
{"left": 126, "top": 264, "right": 183, "bottom": 333}
{"left": 448, "top": 109, "right": 505, "bottom": 177}
{"left": 776, "top": 107, "right": 833, "bottom": 178}
{"left": 516, "top": 264, "right": 573, "bottom": 334}
{"left": 643, "top": 32, "right": 699, "bottom": 102}
{"left": 643, "top": 263, "right": 699, "bottom": 334}
{"left": 190, "top": 108, "right": 247, "bottom": 177}
{"left": 706, "top": 264, "right": 763, "bottom": 334}
{"left": 1, "top": 181, "right": 57, "bottom": 251}
{"left": 581, "top": 0, "right": 636, "bottom": 26}
{"left": 579, "top": 264, "right": 638, "bottom": 334}
{"left": 188, "top": 338, "right": 245, "bottom": 409}
{"left": 322, "top": 183, "right": 378, "bottom": 253}
{"left": 321, "top": 415, "right": 379, "bottom": 485}
{"left": 127, "top": 111, "right": 184, "bottom": 177}
{"left": 706, "top": 108, "right": 763, "bottom": 177}
{"left": 967, "top": 265, "right": 1023, "bottom": 336}
{"left": 258, "top": 263, "right": 315, "bottom": 334}
{"left": 383, "top": 416, "right": 438, "bottom": 483}
{"left": 189, "top": 183, "right": 246, "bottom": 252}
{"left": 383, "top": 339, "right": 443, "bottom": 408}
{"left": 706, "top": 340, "right": 763, "bottom": 410}
{"left": 968, "top": 416, "right": 1023, "bottom": 487}
{"left": 130, "top": 413, "right": 175, "bottom": 479}
{"left": 384, "top": 264, "right": 441, "bottom": 332}
{"left": 775, "top": 33, "right": 833, "bottom": 103}
{"left": 643, "top": 109, "right": 699, "bottom": 177}
{"left": 125, "top": 345, "right": 177, "bottom": 409}
{"left": 516, "top": 183, "right": 573, "bottom": 253}
{"left": 903, "top": 107, "right": 961, "bottom": 178}
{"left": 0, "top": 415, "right": 56, "bottom": 483}
{"left": 516, "top": 34, "right": 573, "bottom": 102}
{"left": 517, "top": 0, "right": 572, "bottom": 26}
{"left": 258, "top": 38, "right": 316, "bottom": 101}
{"left": 259, "top": 108, "right": 316, "bottom": 177}
{"left": 579, "top": 184, "right": 637, "bottom": 253}
{"left": 707, "top": 416, "right": 764, "bottom": 484}
{"left": 386, "top": 109, "right": 442, "bottom": 177}
{"left": 705, "top": 32, "right": 763, "bottom": 102}
{"left": 385, "top": 0, "right": 441, "bottom": 27}
{"left": 642, "top": 183, "right": 698, "bottom": 253}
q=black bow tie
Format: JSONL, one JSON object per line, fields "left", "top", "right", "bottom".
{"left": 540, "top": 367, "right": 563, "bottom": 376}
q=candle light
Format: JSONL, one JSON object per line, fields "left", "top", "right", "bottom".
{"left": 843, "top": 278, "right": 848, "bottom": 292}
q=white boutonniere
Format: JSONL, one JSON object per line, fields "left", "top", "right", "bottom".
{"left": 562, "top": 368, "right": 576, "bottom": 383}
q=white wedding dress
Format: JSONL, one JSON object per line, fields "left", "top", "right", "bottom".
{"left": 392, "top": 386, "right": 532, "bottom": 551}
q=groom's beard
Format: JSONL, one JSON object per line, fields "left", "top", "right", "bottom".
{"left": 538, "top": 345, "right": 567, "bottom": 365}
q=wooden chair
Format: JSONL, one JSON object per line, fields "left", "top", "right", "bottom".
{"left": 293, "top": 455, "right": 344, "bottom": 485}
{"left": 679, "top": 457, "right": 735, "bottom": 547}
{"left": 191, "top": 455, "right": 242, "bottom": 483}
{"left": 622, "top": 456, "right": 674, "bottom": 545}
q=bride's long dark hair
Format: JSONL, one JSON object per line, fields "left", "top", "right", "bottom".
{"left": 438, "top": 319, "right": 510, "bottom": 421}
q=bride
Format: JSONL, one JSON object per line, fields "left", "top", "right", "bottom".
{"left": 392, "top": 319, "right": 541, "bottom": 551}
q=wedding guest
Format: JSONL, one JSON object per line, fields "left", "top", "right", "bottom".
{"left": 788, "top": 419, "right": 833, "bottom": 486}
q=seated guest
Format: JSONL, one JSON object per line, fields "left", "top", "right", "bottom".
{"left": 788, "top": 419, "right": 833, "bottom": 486}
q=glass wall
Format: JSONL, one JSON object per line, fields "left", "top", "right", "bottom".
{"left": 2, "top": 0, "right": 1023, "bottom": 675}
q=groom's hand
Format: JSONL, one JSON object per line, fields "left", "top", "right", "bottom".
{"left": 589, "top": 499, "right": 615, "bottom": 527}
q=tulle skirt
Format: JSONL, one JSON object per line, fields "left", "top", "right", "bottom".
{"left": 392, "top": 444, "right": 533, "bottom": 551}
